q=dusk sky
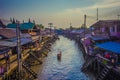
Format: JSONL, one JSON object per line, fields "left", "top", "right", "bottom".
{"left": 0, "top": 0, "right": 120, "bottom": 28}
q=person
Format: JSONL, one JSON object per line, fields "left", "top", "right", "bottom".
{"left": 110, "top": 56, "right": 116, "bottom": 67}
{"left": 105, "top": 52, "right": 110, "bottom": 59}
{"left": 57, "top": 51, "right": 62, "bottom": 60}
{"left": 89, "top": 46, "right": 94, "bottom": 55}
{"left": 0, "top": 65, "right": 4, "bottom": 75}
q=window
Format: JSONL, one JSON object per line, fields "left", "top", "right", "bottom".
{"left": 110, "top": 26, "right": 115, "bottom": 32}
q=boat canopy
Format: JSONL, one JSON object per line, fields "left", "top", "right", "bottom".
{"left": 96, "top": 41, "right": 120, "bottom": 54}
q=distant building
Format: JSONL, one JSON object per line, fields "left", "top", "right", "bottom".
{"left": 0, "top": 28, "right": 17, "bottom": 39}
{"left": 91, "top": 20, "right": 120, "bottom": 38}
{"left": 7, "top": 20, "right": 39, "bottom": 36}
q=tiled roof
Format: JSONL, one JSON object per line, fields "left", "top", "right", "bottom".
{"left": 0, "top": 28, "right": 17, "bottom": 39}
{"left": 91, "top": 20, "right": 120, "bottom": 27}
{"left": 0, "top": 37, "right": 32, "bottom": 47}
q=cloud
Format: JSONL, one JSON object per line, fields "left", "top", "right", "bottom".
{"left": 38, "top": 0, "right": 120, "bottom": 28}
{"left": 54, "top": 0, "right": 120, "bottom": 24}
{"left": 57, "top": 0, "right": 120, "bottom": 16}
{"left": 87, "top": 0, "right": 120, "bottom": 10}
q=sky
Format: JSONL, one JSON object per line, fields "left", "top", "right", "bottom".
{"left": 0, "top": 0, "right": 120, "bottom": 29}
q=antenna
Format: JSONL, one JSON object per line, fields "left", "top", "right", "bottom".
{"left": 118, "top": 14, "right": 120, "bottom": 20}
{"left": 97, "top": 8, "right": 98, "bottom": 21}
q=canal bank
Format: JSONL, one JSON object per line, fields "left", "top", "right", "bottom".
{"left": 64, "top": 31, "right": 120, "bottom": 80}
{"left": 33, "top": 36, "right": 94, "bottom": 80}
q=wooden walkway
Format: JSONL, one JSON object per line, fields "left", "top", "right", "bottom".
{"left": 0, "top": 49, "right": 30, "bottom": 80}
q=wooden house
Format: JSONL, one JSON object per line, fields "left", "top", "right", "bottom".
{"left": 0, "top": 28, "right": 32, "bottom": 54}
{"left": 7, "top": 20, "right": 40, "bottom": 35}
{"left": 0, "top": 46, "right": 10, "bottom": 75}
{"left": 91, "top": 20, "right": 120, "bottom": 39}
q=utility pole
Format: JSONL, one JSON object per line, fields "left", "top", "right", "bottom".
{"left": 39, "top": 26, "right": 41, "bottom": 46}
{"left": 97, "top": 8, "right": 98, "bottom": 21}
{"left": 70, "top": 23, "right": 72, "bottom": 31}
{"left": 48, "top": 23, "right": 53, "bottom": 36}
{"left": 16, "top": 20, "right": 22, "bottom": 80}
{"left": 118, "top": 14, "right": 120, "bottom": 20}
{"left": 84, "top": 14, "right": 86, "bottom": 38}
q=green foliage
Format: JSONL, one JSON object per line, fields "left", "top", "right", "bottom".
{"left": 36, "top": 24, "right": 44, "bottom": 29}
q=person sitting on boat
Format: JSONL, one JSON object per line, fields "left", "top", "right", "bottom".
{"left": 57, "top": 51, "right": 62, "bottom": 60}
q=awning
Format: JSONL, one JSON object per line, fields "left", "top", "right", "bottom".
{"left": 96, "top": 41, "right": 120, "bottom": 54}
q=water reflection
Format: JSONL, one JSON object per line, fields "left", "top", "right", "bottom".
{"left": 38, "top": 36, "right": 91, "bottom": 80}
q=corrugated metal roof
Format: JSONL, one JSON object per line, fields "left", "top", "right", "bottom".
{"left": 91, "top": 20, "right": 120, "bottom": 28}
{"left": 0, "top": 38, "right": 32, "bottom": 47}
{"left": 0, "top": 28, "right": 17, "bottom": 39}
{"left": 0, "top": 41, "right": 16, "bottom": 47}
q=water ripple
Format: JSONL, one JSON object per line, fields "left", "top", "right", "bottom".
{"left": 38, "top": 36, "right": 92, "bottom": 80}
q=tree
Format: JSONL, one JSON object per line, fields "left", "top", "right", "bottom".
{"left": 12, "top": 18, "right": 15, "bottom": 24}
{"left": 10, "top": 17, "right": 12, "bottom": 23}
{"left": 36, "top": 24, "right": 44, "bottom": 29}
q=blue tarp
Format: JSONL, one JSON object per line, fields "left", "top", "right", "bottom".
{"left": 96, "top": 41, "right": 120, "bottom": 54}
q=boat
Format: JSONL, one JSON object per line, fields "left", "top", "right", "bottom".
{"left": 57, "top": 51, "right": 61, "bottom": 60}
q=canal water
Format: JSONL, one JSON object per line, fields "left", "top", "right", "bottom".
{"left": 37, "top": 36, "right": 93, "bottom": 80}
